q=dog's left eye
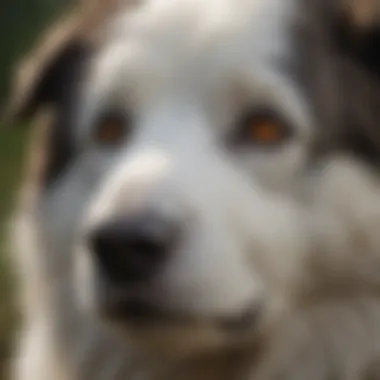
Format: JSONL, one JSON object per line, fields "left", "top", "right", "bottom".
{"left": 231, "top": 109, "right": 292, "bottom": 148}
{"left": 93, "top": 113, "right": 130, "bottom": 147}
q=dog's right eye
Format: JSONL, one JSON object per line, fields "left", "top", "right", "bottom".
{"left": 228, "top": 108, "right": 293, "bottom": 150}
{"left": 93, "top": 112, "right": 130, "bottom": 147}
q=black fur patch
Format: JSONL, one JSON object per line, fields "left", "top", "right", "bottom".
{"left": 296, "top": 0, "right": 380, "bottom": 168}
{"left": 37, "top": 41, "right": 91, "bottom": 187}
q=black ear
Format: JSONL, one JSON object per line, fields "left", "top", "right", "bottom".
{"left": 1, "top": 6, "right": 101, "bottom": 190}
{"left": 1, "top": 1, "right": 134, "bottom": 190}
{"left": 333, "top": 0, "right": 380, "bottom": 164}
{"left": 297, "top": 0, "right": 380, "bottom": 166}
{"left": 334, "top": 0, "right": 380, "bottom": 80}
{"left": 13, "top": 39, "right": 91, "bottom": 121}
{"left": 1, "top": 9, "right": 94, "bottom": 125}
{"left": 1, "top": 0, "right": 124, "bottom": 124}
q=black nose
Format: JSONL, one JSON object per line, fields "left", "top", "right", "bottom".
{"left": 89, "top": 212, "right": 179, "bottom": 284}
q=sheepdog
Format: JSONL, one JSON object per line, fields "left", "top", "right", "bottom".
{"left": 5, "top": 0, "right": 380, "bottom": 379}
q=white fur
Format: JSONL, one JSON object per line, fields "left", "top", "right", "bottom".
{"left": 9, "top": 0, "right": 380, "bottom": 379}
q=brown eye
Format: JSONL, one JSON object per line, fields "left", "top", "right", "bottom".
{"left": 94, "top": 113, "right": 129, "bottom": 147}
{"left": 248, "top": 118, "right": 284, "bottom": 143}
{"left": 232, "top": 110, "right": 292, "bottom": 148}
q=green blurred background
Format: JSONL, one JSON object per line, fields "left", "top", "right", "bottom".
{"left": 0, "top": 1, "right": 70, "bottom": 377}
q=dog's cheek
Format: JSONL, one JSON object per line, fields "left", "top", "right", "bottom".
{"left": 251, "top": 323, "right": 329, "bottom": 380}
{"left": 74, "top": 244, "right": 97, "bottom": 314}
{"left": 250, "top": 298, "right": 380, "bottom": 380}
{"left": 317, "top": 157, "right": 380, "bottom": 251}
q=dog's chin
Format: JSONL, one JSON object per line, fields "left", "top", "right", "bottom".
{"left": 98, "top": 298, "right": 263, "bottom": 358}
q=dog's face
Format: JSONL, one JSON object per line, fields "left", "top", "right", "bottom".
{"left": 10, "top": 0, "right": 380, "bottom": 357}
{"left": 76, "top": 0, "right": 309, "bottom": 339}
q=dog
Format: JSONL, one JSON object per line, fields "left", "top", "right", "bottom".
{"left": 5, "top": 0, "right": 380, "bottom": 379}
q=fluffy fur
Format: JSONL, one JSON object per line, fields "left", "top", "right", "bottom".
{"left": 6, "top": 0, "right": 380, "bottom": 379}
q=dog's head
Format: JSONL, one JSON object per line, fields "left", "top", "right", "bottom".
{"left": 7, "top": 0, "right": 380, "bottom": 358}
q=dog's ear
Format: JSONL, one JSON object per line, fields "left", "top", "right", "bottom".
{"left": 339, "top": 0, "right": 380, "bottom": 29}
{"left": 299, "top": 0, "right": 380, "bottom": 165}
{"left": 1, "top": 1, "right": 122, "bottom": 193}
{"left": 3, "top": 11, "right": 84, "bottom": 124}
{"left": 333, "top": 0, "right": 380, "bottom": 164}
{"left": 334, "top": 0, "right": 380, "bottom": 78}
{"left": 1, "top": 1, "right": 120, "bottom": 125}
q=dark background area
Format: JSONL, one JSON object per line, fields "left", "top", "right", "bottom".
{"left": 0, "top": 1, "right": 70, "bottom": 378}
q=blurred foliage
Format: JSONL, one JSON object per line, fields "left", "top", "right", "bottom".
{"left": 0, "top": 1, "right": 72, "bottom": 377}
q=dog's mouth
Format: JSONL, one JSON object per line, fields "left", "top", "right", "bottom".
{"left": 107, "top": 298, "right": 181, "bottom": 324}
{"left": 102, "top": 295, "right": 261, "bottom": 333}
{"left": 97, "top": 275, "right": 262, "bottom": 333}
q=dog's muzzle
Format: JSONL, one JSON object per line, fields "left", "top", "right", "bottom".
{"left": 86, "top": 207, "right": 263, "bottom": 333}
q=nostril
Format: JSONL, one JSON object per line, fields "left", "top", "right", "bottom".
{"left": 88, "top": 212, "right": 179, "bottom": 284}
{"left": 130, "top": 238, "right": 162, "bottom": 259}
{"left": 90, "top": 226, "right": 131, "bottom": 284}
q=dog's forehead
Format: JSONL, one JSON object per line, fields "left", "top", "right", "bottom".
{"left": 116, "top": 0, "right": 296, "bottom": 43}
{"left": 87, "top": 0, "right": 298, "bottom": 106}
